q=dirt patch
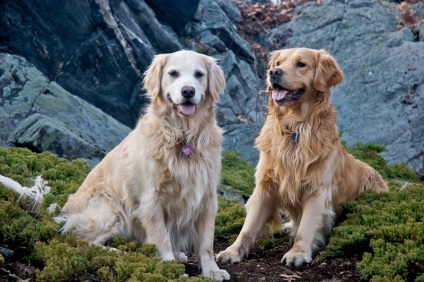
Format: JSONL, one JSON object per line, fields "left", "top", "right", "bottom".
{"left": 184, "top": 238, "right": 366, "bottom": 282}
{"left": 0, "top": 261, "right": 37, "bottom": 282}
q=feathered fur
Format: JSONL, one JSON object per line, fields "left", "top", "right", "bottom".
{"left": 217, "top": 48, "right": 388, "bottom": 267}
{"left": 55, "top": 50, "right": 230, "bottom": 281}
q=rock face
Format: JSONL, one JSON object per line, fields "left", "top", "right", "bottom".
{"left": 0, "top": 0, "right": 182, "bottom": 127}
{"left": 0, "top": 53, "right": 131, "bottom": 164}
{"left": 178, "top": 0, "right": 265, "bottom": 124}
{"left": 144, "top": 0, "right": 200, "bottom": 34}
{"left": 267, "top": 0, "right": 424, "bottom": 173}
{"left": 0, "top": 0, "right": 262, "bottom": 164}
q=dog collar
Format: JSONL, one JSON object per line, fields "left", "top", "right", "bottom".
{"left": 291, "top": 133, "right": 300, "bottom": 143}
{"left": 182, "top": 144, "right": 192, "bottom": 157}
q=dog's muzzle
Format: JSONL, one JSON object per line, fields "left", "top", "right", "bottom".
{"left": 269, "top": 67, "right": 283, "bottom": 84}
{"left": 168, "top": 86, "right": 198, "bottom": 117}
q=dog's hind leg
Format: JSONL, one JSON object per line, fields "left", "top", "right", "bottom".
{"left": 92, "top": 220, "right": 124, "bottom": 245}
{"left": 364, "top": 168, "right": 389, "bottom": 193}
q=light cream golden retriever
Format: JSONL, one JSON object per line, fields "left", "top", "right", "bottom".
{"left": 217, "top": 48, "right": 388, "bottom": 267}
{"left": 55, "top": 50, "right": 230, "bottom": 281}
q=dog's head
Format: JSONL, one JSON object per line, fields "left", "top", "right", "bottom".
{"left": 266, "top": 48, "right": 343, "bottom": 108}
{"left": 143, "top": 50, "right": 225, "bottom": 117}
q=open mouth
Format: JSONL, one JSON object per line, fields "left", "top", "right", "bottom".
{"left": 174, "top": 101, "right": 197, "bottom": 116}
{"left": 167, "top": 94, "right": 197, "bottom": 117}
{"left": 271, "top": 83, "right": 305, "bottom": 103}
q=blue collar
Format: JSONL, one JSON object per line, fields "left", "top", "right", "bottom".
{"left": 291, "top": 133, "right": 300, "bottom": 143}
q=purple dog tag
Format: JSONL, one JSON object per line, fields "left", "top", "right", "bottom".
{"left": 182, "top": 144, "right": 192, "bottom": 156}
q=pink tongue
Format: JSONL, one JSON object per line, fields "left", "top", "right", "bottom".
{"left": 272, "top": 89, "right": 288, "bottom": 101}
{"left": 177, "top": 104, "right": 196, "bottom": 116}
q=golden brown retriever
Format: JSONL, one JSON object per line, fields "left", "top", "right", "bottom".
{"left": 55, "top": 50, "right": 230, "bottom": 281}
{"left": 217, "top": 48, "right": 388, "bottom": 267}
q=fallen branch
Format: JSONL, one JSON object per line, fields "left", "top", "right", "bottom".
{"left": 0, "top": 175, "right": 50, "bottom": 211}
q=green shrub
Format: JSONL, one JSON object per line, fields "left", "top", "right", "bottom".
{"left": 221, "top": 151, "right": 255, "bottom": 197}
{"left": 255, "top": 226, "right": 288, "bottom": 251}
{"left": 313, "top": 142, "right": 422, "bottom": 281}
{"left": 1, "top": 144, "right": 423, "bottom": 281}
{"left": 215, "top": 196, "right": 246, "bottom": 237}
{"left": 320, "top": 183, "right": 424, "bottom": 281}
{"left": 0, "top": 186, "right": 60, "bottom": 255}
{"left": 0, "top": 147, "right": 90, "bottom": 208}
{"left": 35, "top": 235, "right": 188, "bottom": 281}
{"left": 0, "top": 148, "right": 87, "bottom": 255}
{"left": 347, "top": 142, "right": 419, "bottom": 182}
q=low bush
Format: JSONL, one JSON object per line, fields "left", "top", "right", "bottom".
{"left": 0, "top": 143, "right": 422, "bottom": 281}
{"left": 220, "top": 151, "right": 255, "bottom": 198}
{"left": 319, "top": 142, "right": 423, "bottom": 281}
{"left": 347, "top": 142, "right": 419, "bottom": 182}
{"left": 215, "top": 196, "right": 245, "bottom": 237}
{"left": 319, "top": 183, "right": 424, "bottom": 281}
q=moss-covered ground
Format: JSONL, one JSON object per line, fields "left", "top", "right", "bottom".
{"left": 0, "top": 146, "right": 423, "bottom": 281}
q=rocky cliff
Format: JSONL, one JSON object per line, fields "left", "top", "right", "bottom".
{"left": 0, "top": 0, "right": 423, "bottom": 177}
{"left": 1, "top": 0, "right": 262, "bottom": 163}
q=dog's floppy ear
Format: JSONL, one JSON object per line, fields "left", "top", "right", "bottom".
{"left": 313, "top": 50, "right": 344, "bottom": 92}
{"left": 267, "top": 51, "right": 280, "bottom": 68}
{"left": 143, "top": 54, "right": 168, "bottom": 100}
{"left": 206, "top": 57, "right": 226, "bottom": 101}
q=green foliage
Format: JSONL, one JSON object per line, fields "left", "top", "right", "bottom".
{"left": 221, "top": 151, "right": 255, "bottom": 197}
{"left": 255, "top": 226, "right": 288, "bottom": 251}
{"left": 354, "top": 142, "right": 388, "bottom": 153}
{"left": 196, "top": 48, "right": 207, "bottom": 54}
{"left": 35, "top": 236, "right": 92, "bottom": 281}
{"left": 0, "top": 148, "right": 88, "bottom": 254}
{"left": 215, "top": 196, "right": 246, "bottom": 237}
{"left": 0, "top": 188, "right": 60, "bottom": 254}
{"left": 320, "top": 183, "right": 424, "bottom": 281}
{"left": 0, "top": 147, "right": 90, "bottom": 207}
{"left": 1, "top": 144, "right": 423, "bottom": 281}
{"left": 35, "top": 235, "right": 189, "bottom": 281}
{"left": 347, "top": 142, "right": 419, "bottom": 182}
{"left": 384, "top": 163, "right": 419, "bottom": 182}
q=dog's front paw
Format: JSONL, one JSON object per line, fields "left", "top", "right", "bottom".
{"left": 216, "top": 249, "right": 242, "bottom": 264}
{"left": 203, "top": 268, "right": 230, "bottom": 281}
{"left": 281, "top": 246, "right": 312, "bottom": 267}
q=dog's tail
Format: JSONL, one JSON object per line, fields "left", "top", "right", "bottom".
{"left": 54, "top": 199, "right": 127, "bottom": 245}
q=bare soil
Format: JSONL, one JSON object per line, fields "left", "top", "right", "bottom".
{"left": 0, "top": 260, "right": 37, "bottom": 282}
{"left": 184, "top": 237, "right": 366, "bottom": 282}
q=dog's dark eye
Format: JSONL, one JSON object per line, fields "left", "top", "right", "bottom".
{"left": 276, "top": 62, "right": 280, "bottom": 66}
{"left": 195, "top": 71, "right": 204, "bottom": 78}
{"left": 169, "top": 70, "right": 179, "bottom": 77}
{"left": 296, "top": 61, "right": 306, "bottom": 68}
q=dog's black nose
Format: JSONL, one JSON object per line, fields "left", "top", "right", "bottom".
{"left": 269, "top": 67, "right": 283, "bottom": 79}
{"left": 181, "top": 86, "right": 195, "bottom": 99}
